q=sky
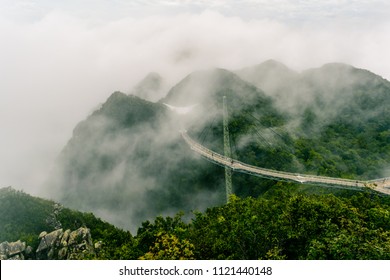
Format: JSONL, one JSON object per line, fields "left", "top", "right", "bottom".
{"left": 1, "top": 0, "right": 390, "bottom": 196}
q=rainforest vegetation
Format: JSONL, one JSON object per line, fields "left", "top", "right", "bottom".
{"left": 1, "top": 186, "right": 390, "bottom": 259}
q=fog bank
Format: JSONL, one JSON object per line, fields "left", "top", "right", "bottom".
{"left": 0, "top": 3, "right": 389, "bottom": 196}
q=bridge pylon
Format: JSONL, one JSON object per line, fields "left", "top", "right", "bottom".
{"left": 223, "top": 96, "right": 233, "bottom": 202}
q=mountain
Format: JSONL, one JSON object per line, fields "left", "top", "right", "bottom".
{"left": 48, "top": 68, "right": 286, "bottom": 231}
{"left": 161, "top": 68, "right": 264, "bottom": 106}
{"left": 236, "top": 59, "right": 299, "bottom": 95}
{"left": 49, "top": 92, "right": 196, "bottom": 231}
{"left": 131, "top": 72, "right": 168, "bottom": 102}
{"left": 161, "top": 68, "right": 284, "bottom": 137}
{"left": 49, "top": 91, "right": 222, "bottom": 231}
{"left": 235, "top": 62, "right": 390, "bottom": 179}
{"left": 236, "top": 61, "right": 390, "bottom": 124}
{"left": 47, "top": 62, "right": 390, "bottom": 232}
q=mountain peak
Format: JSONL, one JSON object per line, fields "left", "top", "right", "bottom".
{"left": 238, "top": 59, "right": 296, "bottom": 74}
{"left": 161, "top": 67, "right": 262, "bottom": 106}
{"left": 258, "top": 59, "right": 291, "bottom": 70}
{"left": 135, "top": 72, "right": 163, "bottom": 89}
{"left": 302, "top": 62, "right": 388, "bottom": 87}
{"left": 235, "top": 59, "right": 298, "bottom": 95}
{"left": 303, "top": 63, "right": 355, "bottom": 75}
{"left": 131, "top": 72, "right": 168, "bottom": 102}
{"left": 321, "top": 62, "right": 354, "bottom": 69}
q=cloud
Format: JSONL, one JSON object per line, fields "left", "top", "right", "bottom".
{"left": 3, "top": 1, "right": 390, "bottom": 24}
{"left": 0, "top": 3, "right": 389, "bottom": 198}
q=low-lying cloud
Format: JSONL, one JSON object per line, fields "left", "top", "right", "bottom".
{"left": 0, "top": 4, "right": 389, "bottom": 199}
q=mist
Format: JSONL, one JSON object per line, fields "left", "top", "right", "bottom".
{"left": 45, "top": 93, "right": 226, "bottom": 232}
{"left": 1, "top": 2, "right": 389, "bottom": 203}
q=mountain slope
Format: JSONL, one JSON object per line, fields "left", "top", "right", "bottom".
{"left": 293, "top": 64, "right": 390, "bottom": 179}
{"left": 49, "top": 69, "right": 286, "bottom": 231}
{"left": 50, "top": 91, "right": 224, "bottom": 231}
{"left": 48, "top": 62, "right": 390, "bottom": 232}
{"left": 235, "top": 61, "right": 390, "bottom": 179}
{"left": 0, "top": 186, "right": 132, "bottom": 259}
{"left": 236, "top": 61, "right": 390, "bottom": 124}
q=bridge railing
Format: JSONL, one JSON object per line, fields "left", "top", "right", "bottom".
{"left": 181, "top": 130, "right": 390, "bottom": 195}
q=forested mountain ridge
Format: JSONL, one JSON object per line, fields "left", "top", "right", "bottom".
{"left": 236, "top": 61, "right": 390, "bottom": 181}
{"left": 49, "top": 67, "right": 288, "bottom": 231}
{"left": 237, "top": 61, "right": 390, "bottom": 127}
{"left": 47, "top": 61, "right": 390, "bottom": 233}
{"left": 2, "top": 186, "right": 390, "bottom": 260}
{"left": 2, "top": 61, "right": 390, "bottom": 259}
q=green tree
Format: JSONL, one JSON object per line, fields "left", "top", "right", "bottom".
{"left": 140, "top": 233, "right": 194, "bottom": 260}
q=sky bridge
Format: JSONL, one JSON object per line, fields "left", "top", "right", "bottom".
{"left": 177, "top": 95, "right": 390, "bottom": 200}
{"left": 181, "top": 130, "right": 390, "bottom": 196}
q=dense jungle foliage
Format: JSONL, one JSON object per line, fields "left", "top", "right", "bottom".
{"left": 1, "top": 186, "right": 390, "bottom": 259}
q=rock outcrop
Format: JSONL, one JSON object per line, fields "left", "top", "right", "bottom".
{"left": 0, "top": 227, "right": 95, "bottom": 260}
{"left": 0, "top": 240, "right": 33, "bottom": 260}
{"left": 36, "top": 227, "right": 95, "bottom": 260}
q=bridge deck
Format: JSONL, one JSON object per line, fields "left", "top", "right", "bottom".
{"left": 181, "top": 131, "right": 390, "bottom": 195}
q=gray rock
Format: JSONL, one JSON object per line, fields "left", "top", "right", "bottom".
{"left": 1, "top": 226, "right": 97, "bottom": 260}
{"left": 8, "top": 240, "right": 26, "bottom": 256}
{"left": 68, "top": 227, "right": 92, "bottom": 246}
{"left": 38, "top": 231, "right": 47, "bottom": 239}
{"left": 36, "top": 229, "right": 63, "bottom": 253}
{"left": 0, "top": 240, "right": 26, "bottom": 260}
{"left": 36, "top": 227, "right": 95, "bottom": 260}
{"left": 0, "top": 241, "right": 9, "bottom": 257}
{"left": 61, "top": 229, "right": 71, "bottom": 247}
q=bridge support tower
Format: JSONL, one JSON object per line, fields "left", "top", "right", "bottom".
{"left": 223, "top": 96, "right": 233, "bottom": 202}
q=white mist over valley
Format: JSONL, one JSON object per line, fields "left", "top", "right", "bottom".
{"left": 1, "top": 1, "right": 389, "bottom": 226}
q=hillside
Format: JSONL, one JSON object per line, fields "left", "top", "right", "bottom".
{"left": 2, "top": 186, "right": 390, "bottom": 260}
{"left": 49, "top": 91, "right": 223, "bottom": 231}
{"left": 0, "top": 187, "right": 134, "bottom": 259}
{"left": 235, "top": 61, "right": 390, "bottom": 180}
{"left": 47, "top": 62, "right": 390, "bottom": 232}
{"left": 237, "top": 61, "right": 390, "bottom": 127}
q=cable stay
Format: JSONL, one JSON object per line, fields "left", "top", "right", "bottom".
{"left": 242, "top": 111, "right": 294, "bottom": 153}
